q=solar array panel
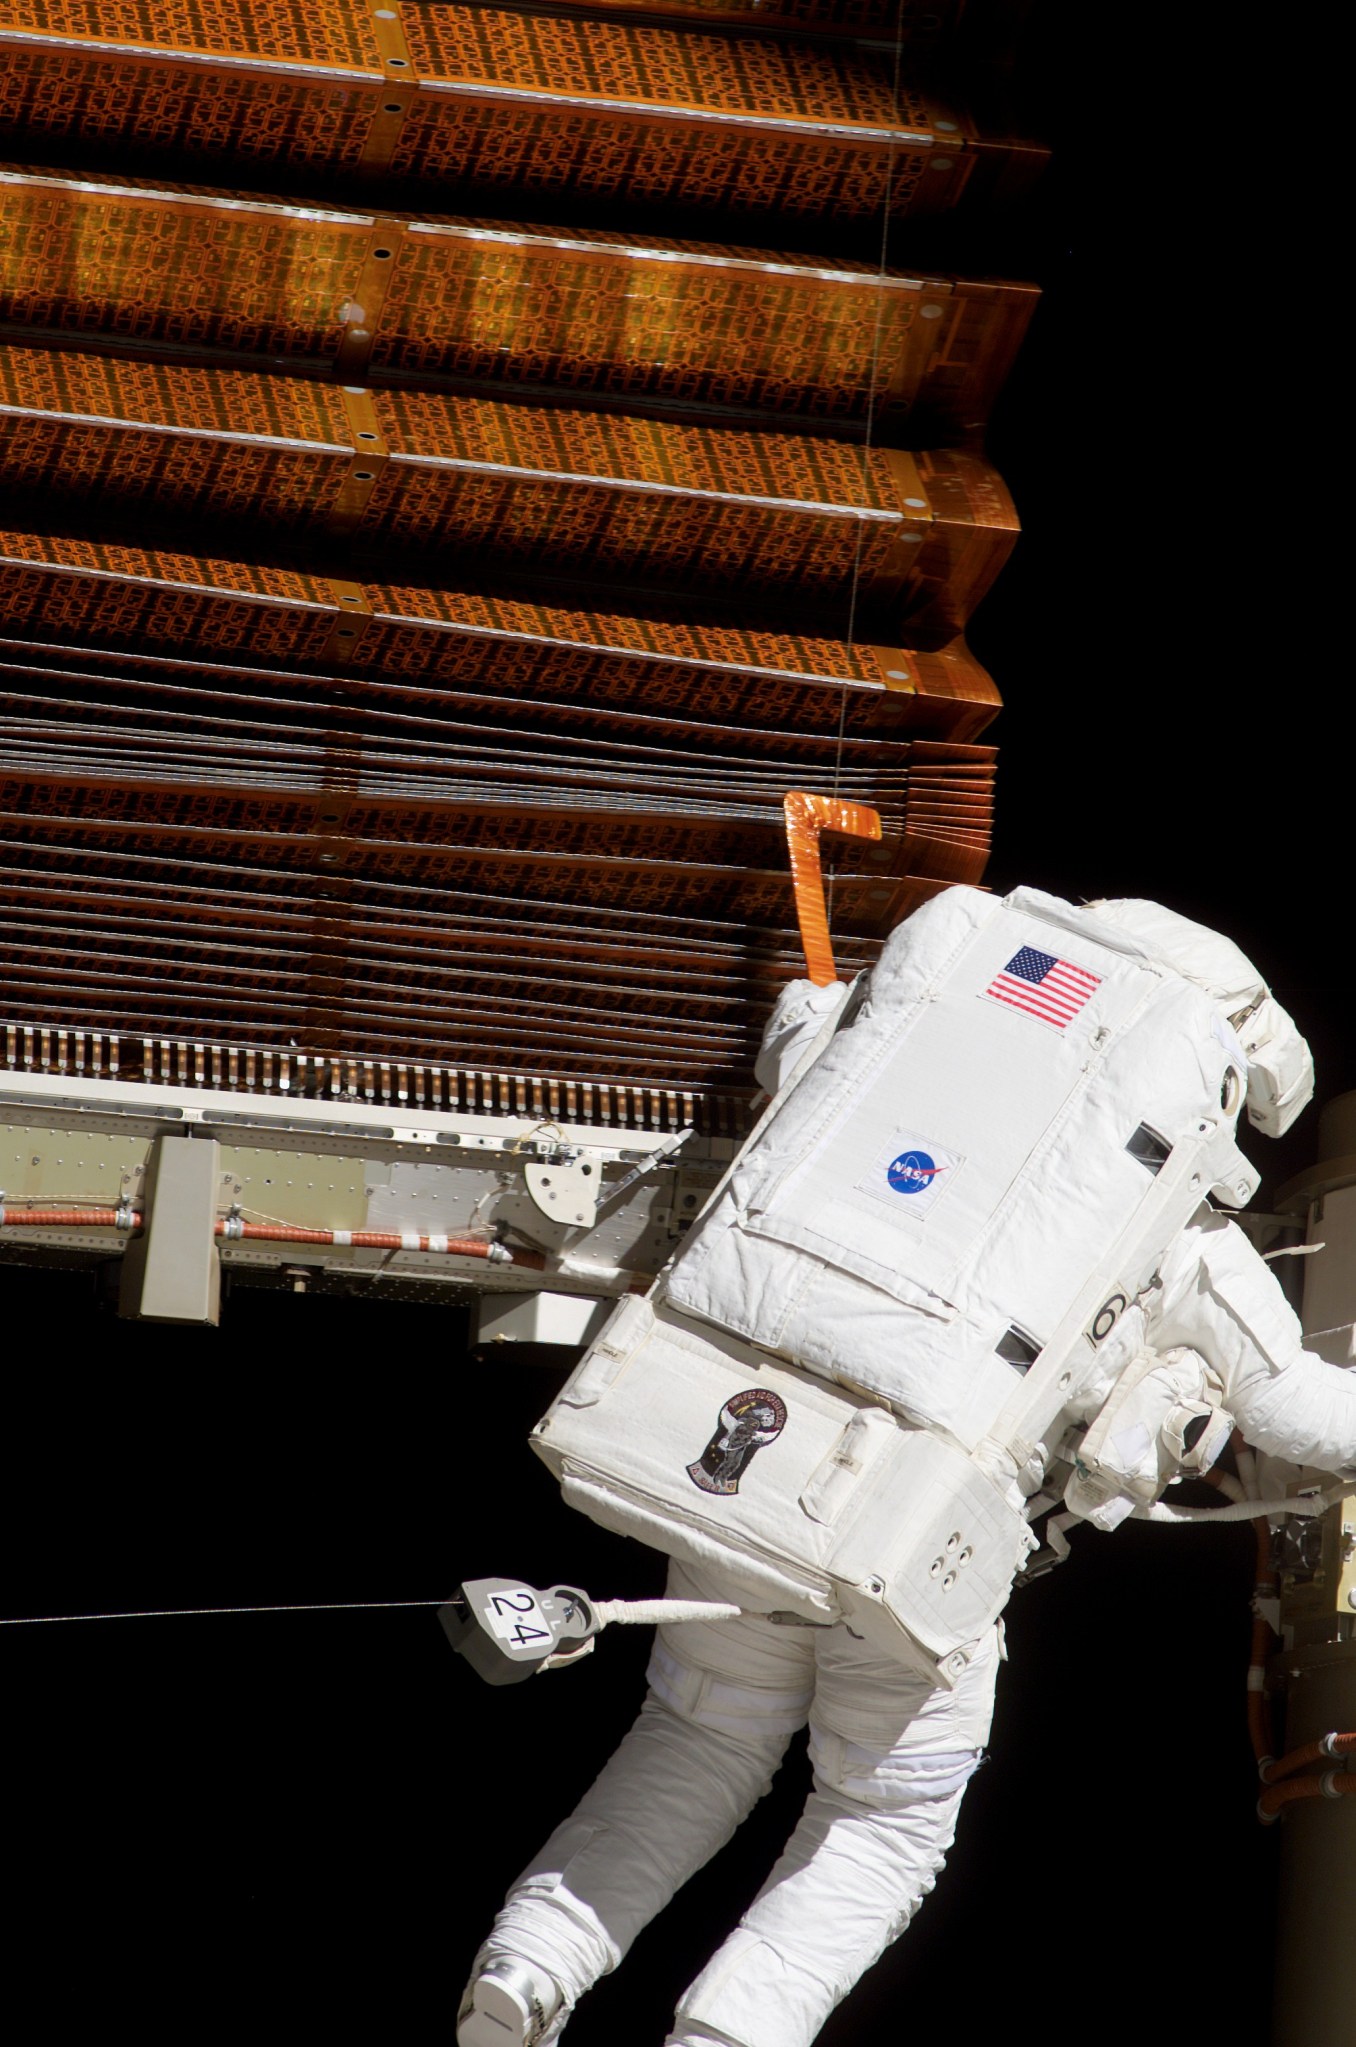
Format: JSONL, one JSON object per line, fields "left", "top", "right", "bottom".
{"left": 0, "top": 168, "right": 1038, "bottom": 438}
{"left": 0, "top": 4, "right": 1046, "bottom": 232}
{"left": 0, "top": 0, "right": 1035, "bottom": 1124}
{"left": 0, "top": 342, "right": 1017, "bottom": 631}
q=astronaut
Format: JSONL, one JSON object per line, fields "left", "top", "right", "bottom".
{"left": 458, "top": 885, "right": 1356, "bottom": 2047}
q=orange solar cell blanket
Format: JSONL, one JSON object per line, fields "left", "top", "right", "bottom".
{"left": 0, "top": 0, "right": 1037, "bottom": 1123}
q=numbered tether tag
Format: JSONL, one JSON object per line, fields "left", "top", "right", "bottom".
{"left": 440, "top": 1578, "right": 597, "bottom": 1685}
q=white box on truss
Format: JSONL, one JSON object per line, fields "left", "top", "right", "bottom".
{"left": 476, "top": 1290, "right": 612, "bottom": 1348}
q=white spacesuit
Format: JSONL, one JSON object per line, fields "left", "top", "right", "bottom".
{"left": 458, "top": 886, "right": 1356, "bottom": 2047}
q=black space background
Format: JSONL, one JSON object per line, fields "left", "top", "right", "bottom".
{"left": 2, "top": 7, "right": 1346, "bottom": 2040}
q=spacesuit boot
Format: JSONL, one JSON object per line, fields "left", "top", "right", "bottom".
{"left": 457, "top": 1954, "right": 563, "bottom": 2047}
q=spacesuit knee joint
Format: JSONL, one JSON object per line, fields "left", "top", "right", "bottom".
{"left": 810, "top": 1729, "right": 984, "bottom": 1808}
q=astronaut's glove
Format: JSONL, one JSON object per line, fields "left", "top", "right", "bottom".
{"left": 755, "top": 978, "right": 850, "bottom": 1096}
{"left": 1064, "top": 1347, "right": 1235, "bottom": 1529}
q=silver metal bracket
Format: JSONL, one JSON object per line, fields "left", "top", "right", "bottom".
{"left": 524, "top": 1155, "right": 601, "bottom": 1230}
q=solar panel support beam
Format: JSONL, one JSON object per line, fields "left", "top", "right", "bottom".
{"left": 118, "top": 1133, "right": 222, "bottom": 1326}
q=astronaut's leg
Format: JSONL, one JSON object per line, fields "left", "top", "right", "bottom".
{"left": 667, "top": 1625, "right": 1002, "bottom": 2047}
{"left": 459, "top": 1561, "right": 816, "bottom": 2045}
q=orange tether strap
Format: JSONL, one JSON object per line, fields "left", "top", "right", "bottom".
{"left": 783, "top": 792, "right": 882, "bottom": 988}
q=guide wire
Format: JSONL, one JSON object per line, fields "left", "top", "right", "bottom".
{"left": 826, "top": 0, "right": 908, "bottom": 936}
{"left": 1, "top": 1597, "right": 449, "bottom": 1628}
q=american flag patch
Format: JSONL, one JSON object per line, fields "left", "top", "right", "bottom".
{"left": 983, "top": 945, "right": 1101, "bottom": 1029}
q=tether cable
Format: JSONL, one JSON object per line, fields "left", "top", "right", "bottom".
{"left": 1, "top": 1598, "right": 448, "bottom": 1628}
{"left": 826, "top": 0, "right": 908, "bottom": 935}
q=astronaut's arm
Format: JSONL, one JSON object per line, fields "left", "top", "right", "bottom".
{"left": 753, "top": 977, "right": 852, "bottom": 1097}
{"left": 1147, "top": 1211, "right": 1356, "bottom": 1478}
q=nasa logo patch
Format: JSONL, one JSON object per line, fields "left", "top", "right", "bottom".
{"left": 857, "top": 1128, "right": 962, "bottom": 1219}
{"left": 887, "top": 1149, "right": 943, "bottom": 1196}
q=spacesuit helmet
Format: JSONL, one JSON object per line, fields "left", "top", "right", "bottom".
{"left": 1080, "top": 898, "right": 1314, "bottom": 1138}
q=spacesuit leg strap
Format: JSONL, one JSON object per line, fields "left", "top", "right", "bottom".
{"left": 666, "top": 1627, "right": 1001, "bottom": 2047}
{"left": 480, "top": 1563, "right": 816, "bottom": 2024}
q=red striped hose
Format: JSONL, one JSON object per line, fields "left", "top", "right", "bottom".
{"left": 1258, "top": 1772, "right": 1356, "bottom": 1822}
{"left": 0, "top": 1205, "right": 141, "bottom": 1227}
{"left": 1261, "top": 1730, "right": 1356, "bottom": 1785}
{"left": 0, "top": 1205, "right": 540, "bottom": 1265}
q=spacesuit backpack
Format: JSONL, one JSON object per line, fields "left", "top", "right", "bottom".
{"left": 533, "top": 885, "right": 1312, "bottom": 1683}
